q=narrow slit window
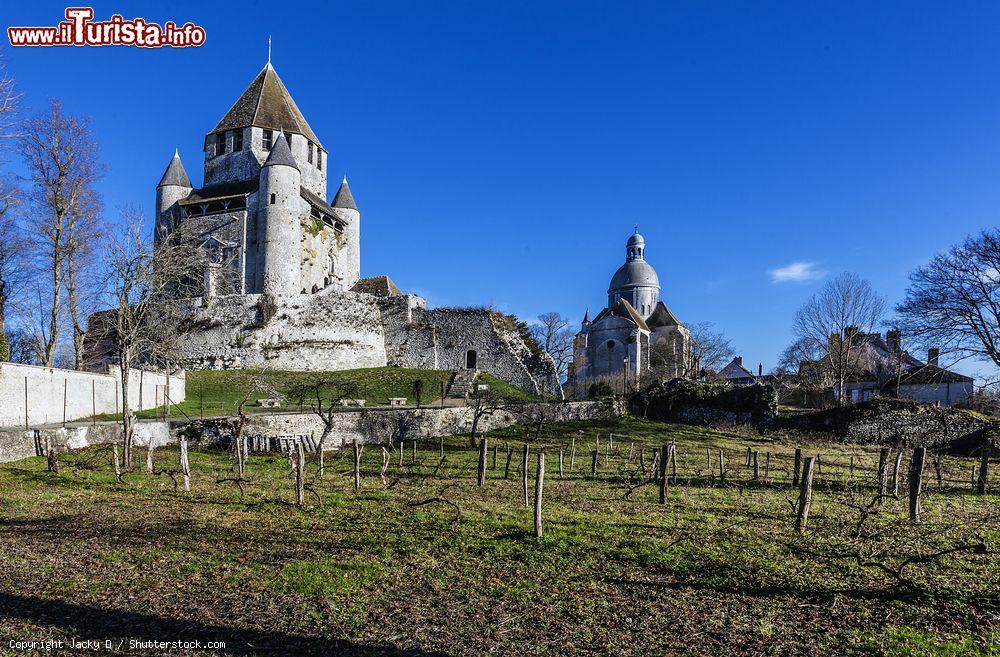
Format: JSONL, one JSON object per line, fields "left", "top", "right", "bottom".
{"left": 270, "top": 193, "right": 276, "bottom": 205}
{"left": 307, "top": 142, "right": 314, "bottom": 164}
{"left": 262, "top": 129, "right": 273, "bottom": 151}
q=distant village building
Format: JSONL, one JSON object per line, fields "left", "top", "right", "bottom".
{"left": 568, "top": 230, "right": 690, "bottom": 390}
{"left": 719, "top": 356, "right": 759, "bottom": 386}
{"left": 802, "top": 328, "right": 973, "bottom": 406}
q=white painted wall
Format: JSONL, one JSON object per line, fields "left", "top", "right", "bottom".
{"left": 0, "top": 363, "right": 186, "bottom": 429}
{"left": 898, "top": 381, "right": 974, "bottom": 407}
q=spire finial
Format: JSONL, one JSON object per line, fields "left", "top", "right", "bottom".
{"left": 342, "top": 175, "right": 348, "bottom": 184}
{"left": 634, "top": 224, "right": 638, "bottom": 234}
{"left": 173, "top": 148, "right": 179, "bottom": 158}
{"left": 267, "top": 35, "right": 271, "bottom": 65}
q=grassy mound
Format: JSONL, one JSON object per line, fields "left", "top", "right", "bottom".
{"left": 119, "top": 367, "right": 536, "bottom": 420}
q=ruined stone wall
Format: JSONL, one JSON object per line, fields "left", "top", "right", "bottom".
{"left": 420, "top": 308, "right": 560, "bottom": 396}
{"left": 178, "top": 291, "right": 388, "bottom": 371}
{"left": 194, "top": 400, "right": 612, "bottom": 450}
{"left": 380, "top": 296, "right": 437, "bottom": 370}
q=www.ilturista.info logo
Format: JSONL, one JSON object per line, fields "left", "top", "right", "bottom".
{"left": 7, "top": 7, "right": 206, "bottom": 48}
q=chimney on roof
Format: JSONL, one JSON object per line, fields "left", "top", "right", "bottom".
{"left": 734, "top": 356, "right": 743, "bottom": 368}
{"left": 928, "top": 348, "right": 939, "bottom": 367}
{"left": 886, "top": 328, "right": 901, "bottom": 352}
{"left": 758, "top": 363, "right": 763, "bottom": 378}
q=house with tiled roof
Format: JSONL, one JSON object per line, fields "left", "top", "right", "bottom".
{"left": 805, "top": 328, "right": 974, "bottom": 406}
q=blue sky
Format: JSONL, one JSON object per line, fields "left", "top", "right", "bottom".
{"left": 2, "top": 2, "right": 998, "bottom": 378}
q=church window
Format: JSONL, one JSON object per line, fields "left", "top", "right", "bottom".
{"left": 317, "top": 150, "right": 323, "bottom": 170}
{"left": 216, "top": 132, "right": 227, "bottom": 156}
{"left": 269, "top": 193, "right": 276, "bottom": 205}
{"left": 233, "top": 130, "right": 243, "bottom": 151}
{"left": 262, "top": 129, "right": 273, "bottom": 151}
{"left": 307, "top": 141, "right": 314, "bottom": 164}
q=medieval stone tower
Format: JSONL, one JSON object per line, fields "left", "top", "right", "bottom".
{"left": 154, "top": 60, "right": 361, "bottom": 297}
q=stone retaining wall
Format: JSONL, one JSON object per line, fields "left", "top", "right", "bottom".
{"left": 0, "top": 401, "right": 613, "bottom": 464}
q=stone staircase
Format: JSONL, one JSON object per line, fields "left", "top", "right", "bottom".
{"left": 446, "top": 369, "right": 478, "bottom": 399}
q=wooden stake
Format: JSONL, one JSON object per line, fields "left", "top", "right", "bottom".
{"left": 877, "top": 447, "right": 890, "bottom": 504}
{"left": 794, "top": 456, "right": 815, "bottom": 533}
{"left": 892, "top": 451, "right": 903, "bottom": 498}
{"left": 113, "top": 443, "right": 121, "bottom": 482}
{"left": 977, "top": 448, "right": 990, "bottom": 495}
{"left": 353, "top": 440, "right": 362, "bottom": 491}
{"left": 504, "top": 443, "right": 513, "bottom": 479}
{"left": 146, "top": 439, "right": 154, "bottom": 474}
{"left": 591, "top": 449, "right": 598, "bottom": 477}
{"left": 180, "top": 437, "right": 191, "bottom": 492}
{"left": 534, "top": 451, "right": 545, "bottom": 539}
{"left": 295, "top": 441, "right": 305, "bottom": 506}
{"left": 752, "top": 451, "right": 759, "bottom": 480}
{"left": 558, "top": 450, "right": 564, "bottom": 479}
{"left": 658, "top": 444, "right": 668, "bottom": 504}
{"left": 668, "top": 444, "right": 677, "bottom": 484}
{"left": 569, "top": 437, "right": 576, "bottom": 471}
{"left": 522, "top": 444, "right": 530, "bottom": 508}
{"left": 909, "top": 447, "right": 926, "bottom": 522}
{"left": 477, "top": 438, "right": 487, "bottom": 487}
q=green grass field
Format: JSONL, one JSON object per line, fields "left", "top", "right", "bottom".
{"left": 102, "top": 366, "right": 537, "bottom": 421}
{"left": 0, "top": 417, "right": 996, "bottom": 656}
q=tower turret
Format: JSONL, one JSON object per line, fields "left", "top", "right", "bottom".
{"left": 331, "top": 176, "right": 361, "bottom": 288}
{"left": 259, "top": 131, "right": 302, "bottom": 296}
{"left": 155, "top": 150, "right": 192, "bottom": 244}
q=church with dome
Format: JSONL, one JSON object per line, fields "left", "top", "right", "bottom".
{"left": 567, "top": 230, "right": 691, "bottom": 389}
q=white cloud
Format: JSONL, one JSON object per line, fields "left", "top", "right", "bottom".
{"left": 769, "top": 261, "right": 826, "bottom": 284}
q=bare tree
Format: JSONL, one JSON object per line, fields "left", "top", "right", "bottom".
{"left": 0, "top": 59, "right": 23, "bottom": 362}
{"left": 792, "top": 272, "right": 886, "bottom": 405}
{"left": 532, "top": 312, "right": 574, "bottom": 381}
{"left": 647, "top": 321, "right": 731, "bottom": 381}
{"left": 896, "top": 229, "right": 1000, "bottom": 373}
{"left": 63, "top": 187, "right": 104, "bottom": 368}
{"left": 288, "top": 378, "right": 360, "bottom": 459}
{"left": 19, "top": 101, "right": 104, "bottom": 367}
{"left": 101, "top": 207, "right": 205, "bottom": 467}
{"left": 0, "top": 58, "right": 21, "bottom": 143}
{"left": 468, "top": 389, "right": 510, "bottom": 447}
{"left": 0, "top": 175, "right": 25, "bottom": 361}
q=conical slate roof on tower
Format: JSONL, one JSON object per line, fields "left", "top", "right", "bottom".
{"left": 262, "top": 131, "right": 298, "bottom": 169}
{"left": 332, "top": 177, "right": 358, "bottom": 211}
{"left": 213, "top": 63, "right": 322, "bottom": 147}
{"left": 157, "top": 150, "right": 191, "bottom": 188}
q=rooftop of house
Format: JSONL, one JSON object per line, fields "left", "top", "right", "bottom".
{"left": 351, "top": 275, "right": 403, "bottom": 297}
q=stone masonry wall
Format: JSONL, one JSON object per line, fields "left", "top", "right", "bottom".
{"left": 0, "top": 401, "right": 613, "bottom": 464}
{"left": 178, "top": 290, "right": 388, "bottom": 371}
{"left": 0, "top": 363, "right": 185, "bottom": 429}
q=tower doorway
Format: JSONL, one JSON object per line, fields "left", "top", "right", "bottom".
{"left": 465, "top": 350, "right": 477, "bottom": 369}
